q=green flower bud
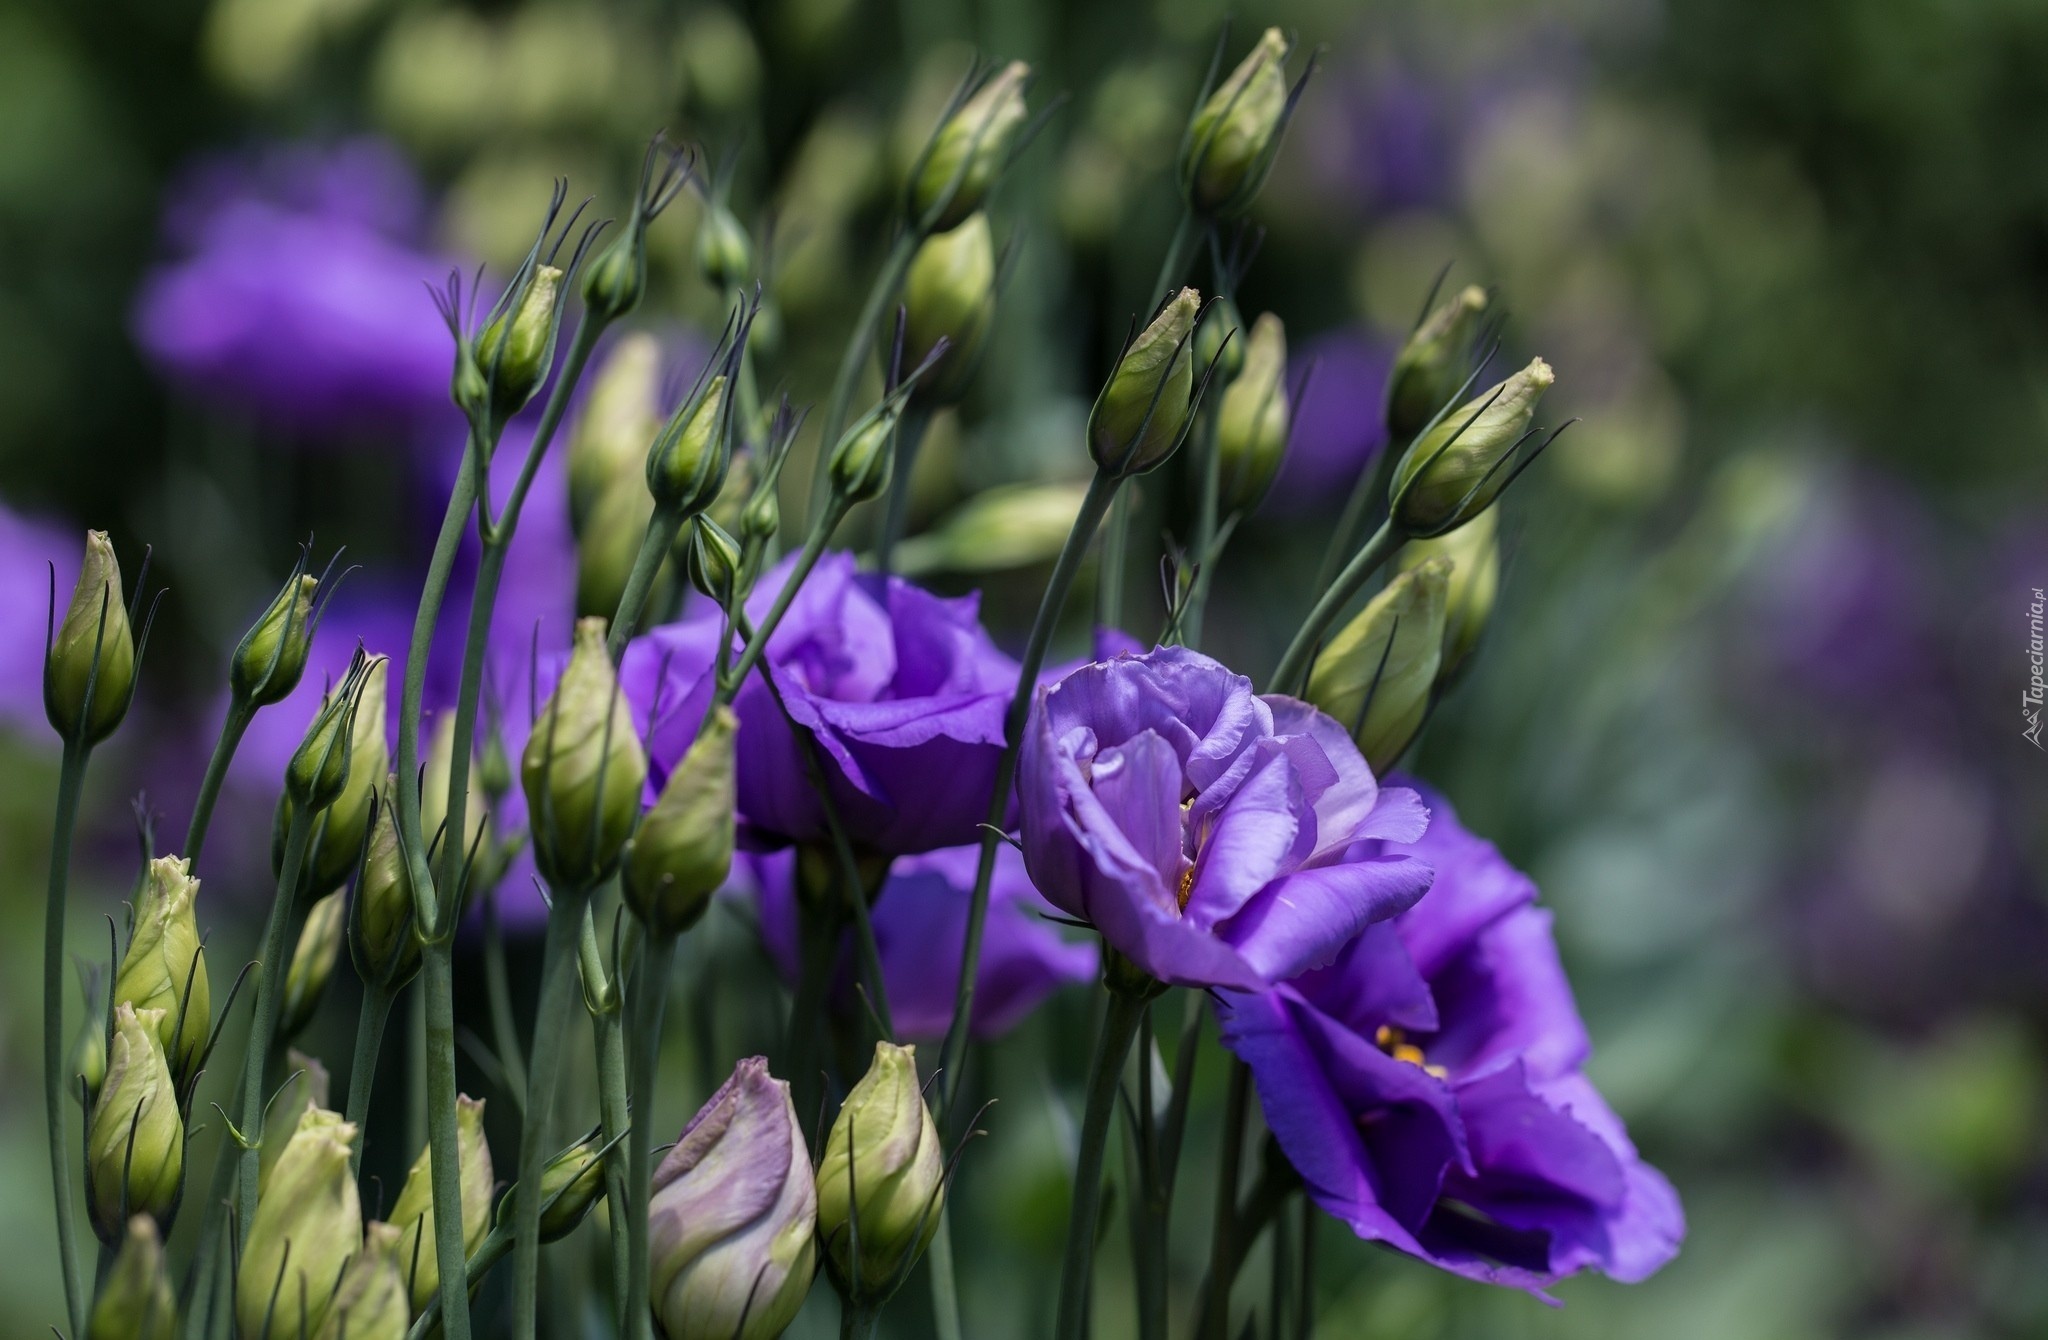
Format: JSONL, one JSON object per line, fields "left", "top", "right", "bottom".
{"left": 387, "top": 1095, "right": 494, "bottom": 1312}
{"left": 258, "top": 1052, "right": 331, "bottom": 1196}
{"left": 1214, "top": 312, "right": 1290, "bottom": 514}
{"left": 685, "top": 517, "right": 743, "bottom": 609}
{"left": 1386, "top": 284, "right": 1489, "bottom": 443}
{"left": 648, "top": 374, "right": 732, "bottom": 515}
{"left": 1304, "top": 558, "right": 1451, "bottom": 774}
{"left": 1181, "top": 28, "right": 1293, "bottom": 218}
{"left": 1397, "top": 510, "right": 1499, "bottom": 682}
{"left": 578, "top": 473, "right": 671, "bottom": 620}
{"left": 86, "top": 1003, "right": 183, "bottom": 1241}
{"left": 568, "top": 332, "right": 665, "bottom": 533}
{"left": 828, "top": 402, "right": 901, "bottom": 505}
{"left": 278, "top": 890, "right": 345, "bottom": 1041}
{"left": 476, "top": 264, "right": 563, "bottom": 416}
{"left": 87, "top": 1216, "right": 177, "bottom": 1340}
{"left": 478, "top": 720, "right": 513, "bottom": 802}
{"left": 310, "top": 1220, "right": 409, "bottom": 1340}
{"left": 232, "top": 572, "right": 320, "bottom": 707}
{"left": 45, "top": 530, "right": 136, "bottom": 745}
{"left": 497, "top": 1128, "right": 608, "bottom": 1244}
{"left": 421, "top": 712, "right": 490, "bottom": 865}
{"left": 73, "top": 1007, "right": 107, "bottom": 1105}
{"left": 1390, "top": 357, "right": 1554, "bottom": 537}
{"left": 706, "top": 450, "right": 756, "bottom": 537}
{"left": 1194, "top": 294, "right": 1245, "bottom": 384}
{"left": 625, "top": 706, "right": 737, "bottom": 937}
{"left": 697, "top": 202, "right": 754, "bottom": 288}
{"left": 350, "top": 794, "right": 420, "bottom": 988}
{"left": 238, "top": 1107, "right": 361, "bottom": 1340}
{"left": 891, "top": 481, "right": 1091, "bottom": 577}
{"left": 1089, "top": 287, "right": 1200, "bottom": 478}
{"left": 740, "top": 478, "right": 781, "bottom": 547}
{"left": 286, "top": 653, "right": 380, "bottom": 815}
{"left": 912, "top": 61, "right": 1031, "bottom": 230}
{"left": 309, "top": 654, "right": 389, "bottom": 895}
{"left": 903, "top": 213, "right": 996, "bottom": 406}
{"left": 816, "top": 1042, "right": 946, "bottom": 1291}
{"left": 522, "top": 617, "right": 647, "bottom": 889}
{"left": 113, "top": 855, "right": 210, "bottom": 1080}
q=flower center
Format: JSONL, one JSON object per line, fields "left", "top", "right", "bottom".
{"left": 1177, "top": 863, "right": 1196, "bottom": 912}
{"left": 1374, "top": 1025, "right": 1447, "bottom": 1080}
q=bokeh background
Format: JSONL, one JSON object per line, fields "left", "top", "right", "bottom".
{"left": 3, "top": 0, "right": 2046, "bottom": 1335}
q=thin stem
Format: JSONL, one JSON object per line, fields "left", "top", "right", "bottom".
{"left": 807, "top": 230, "right": 921, "bottom": 528}
{"left": 482, "top": 886, "right": 528, "bottom": 1101}
{"left": 1150, "top": 209, "right": 1200, "bottom": 306}
{"left": 1053, "top": 987, "right": 1148, "bottom": 1340}
{"left": 238, "top": 806, "right": 313, "bottom": 1246}
{"left": 1268, "top": 520, "right": 1401, "bottom": 698}
{"left": 344, "top": 981, "right": 398, "bottom": 1173}
{"left": 41, "top": 737, "right": 89, "bottom": 1338}
{"left": 926, "top": 1212, "right": 965, "bottom": 1340}
{"left": 183, "top": 702, "right": 253, "bottom": 867}
{"left": 1180, "top": 411, "right": 1224, "bottom": 649}
{"left": 607, "top": 501, "right": 684, "bottom": 660}
{"left": 784, "top": 897, "right": 839, "bottom": 1125}
{"left": 622, "top": 929, "right": 677, "bottom": 1340}
{"left": 718, "top": 502, "right": 844, "bottom": 705}
{"left": 509, "top": 888, "right": 590, "bottom": 1340}
{"left": 1196, "top": 1058, "right": 1252, "bottom": 1340}
{"left": 1191, "top": 1171, "right": 1290, "bottom": 1340}
{"left": 1133, "top": 1005, "right": 1166, "bottom": 1340}
{"left": 936, "top": 469, "right": 1120, "bottom": 1115}
{"left": 1096, "top": 486, "right": 1132, "bottom": 633}
{"left": 406, "top": 1224, "right": 513, "bottom": 1340}
{"left": 584, "top": 913, "right": 635, "bottom": 1333}
{"left": 838, "top": 1299, "right": 881, "bottom": 1340}
{"left": 875, "top": 404, "right": 932, "bottom": 577}
{"left": 421, "top": 942, "right": 473, "bottom": 1340}
{"left": 1314, "top": 436, "right": 1402, "bottom": 596}
{"left": 723, "top": 282, "right": 764, "bottom": 450}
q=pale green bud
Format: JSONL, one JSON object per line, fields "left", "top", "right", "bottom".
{"left": 88, "top": 1216, "right": 177, "bottom": 1340}
{"left": 497, "top": 1128, "right": 608, "bottom": 1244}
{"left": 309, "top": 654, "right": 389, "bottom": 894}
{"left": 706, "top": 450, "right": 756, "bottom": 537}
{"left": 86, "top": 1003, "right": 183, "bottom": 1241}
{"left": 685, "top": 517, "right": 743, "bottom": 609}
{"left": 1305, "top": 558, "right": 1451, "bottom": 773}
{"left": 1089, "top": 287, "right": 1200, "bottom": 477}
{"left": 625, "top": 706, "right": 737, "bottom": 936}
{"left": 46, "top": 530, "right": 136, "bottom": 744}
{"left": 1194, "top": 294, "right": 1245, "bottom": 384}
{"left": 231, "top": 573, "right": 319, "bottom": 707}
{"left": 238, "top": 1107, "right": 361, "bottom": 1340}
{"left": 1386, "top": 285, "right": 1489, "bottom": 442}
{"left": 310, "top": 1220, "right": 409, "bottom": 1340}
{"left": 350, "top": 793, "right": 420, "bottom": 988}
{"left": 1390, "top": 358, "right": 1553, "bottom": 537}
{"left": 387, "top": 1095, "right": 494, "bottom": 1312}
{"left": 478, "top": 720, "right": 513, "bottom": 802}
{"left": 740, "top": 477, "right": 780, "bottom": 547}
{"left": 648, "top": 374, "right": 732, "bottom": 515}
{"left": 891, "top": 481, "right": 1090, "bottom": 577}
{"left": 912, "top": 61, "right": 1031, "bottom": 230}
{"left": 816, "top": 1042, "right": 945, "bottom": 1291}
{"left": 1214, "top": 312, "right": 1290, "bottom": 514}
{"left": 476, "top": 264, "right": 563, "bottom": 415}
{"left": 578, "top": 472, "right": 671, "bottom": 620}
{"left": 113, "top": 855, "right": 209, "bottom": 1080}
{"left": 903, "top": 213, "right": 996, "bottom": 406}
{"left": 421, "top": 712, "right": 489, "bottom": 865}
{"left": 828, "top": 403, "right": 901, "bottom": 505}
{"left": 698, "top": 203, "right": 754, "bottom": 288}
{"left": 278, "top": 890, "right": 345, "bottom": 1041}
{"left": 73, "top": 1008, "right": 107, "bottom": 1105}
{"left": 1181, "top": 28, "right": 1292, "bottom": 218}
{"left": 286, "top": 654, "right": 379, "bottom": 815}
{"left": 1397, "top": 510, "right": 1499, "bottom": 682}
{"left": 522, "top": 618, "right": 647, "bottom": 888}
{"left": 568, "top": 332, "right": 665, "bottom": 532}
{"left": 258, "top": 1052, "right": 331, "bottom": 1196}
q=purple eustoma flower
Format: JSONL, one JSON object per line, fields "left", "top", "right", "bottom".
{"left": 1216, "top": 782, "right": 1683, "bottom": 1291}
{"left": 744, "top": 843, "right": 1098, "bottom": 1040}
{"left": 625, "top": 551, "right": 1019, "bottom": 855}
{"left": 1018, "top": 645, "right": 1434, "bottom": 990}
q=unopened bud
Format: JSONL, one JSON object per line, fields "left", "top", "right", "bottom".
{"left": 651, "top": 1057, "right": 818, "bottom": 1337}
{"left": 232, "top": 572, "right": 320, "bottom": 707}
{"left": 86, "top": 1003, "right": 183, "bottom": 1241}
{"left": 498, "top": 1128, "right": 608, "bottom": 1243}
{"left": 697, "top": 203, "right": 754, "bottom": 287}
{"left": 685, "top": 517, "right": 742, "bottom": 609}
{"left": 309, "top": 1220, "right": 408, "bottom": 1340}
{"left": 478, "top": 720, "right": 513, "bottom": 802}
{"left": 1397, "top": 510, "right": 1498, "bottom": 682}
{"left": 1090, "top": 288, "right": 1199, "bottom": 477}
{"left": 741, "top": 478, "right": 781, "bottom": 547}
{"left": 286, "top": 653, "right": 379, "bottom": 815}
{"left": 46, "top": 530, "right": 136, "bottom": 744}
{"left": 522, "top": 618, "right": 647, "bottom": 889}
{"left": 309, "top": 654, "right": 389, "bottom": 894}
{"left": 647, "top": 375, "right": 732, "bottom": 516}
{"left": 238, "top": 1107, "right": 361, "bottom": 1340}
{"left": 1214, "top": 312, "right": 1290, "bottom": 513}
{"left": 577, "top": 473, "right": 671, "bottom": 619}
{"left": 584, "top": 211, "right": 650, "bottom": 324}
{"left": 1181, "top": 28, "right": 1293, "bottom": 218}
{"left": 278, "top": 891, "right": 345, "bottom": 1041}
{"left": 903, "top": 213, "right": 996, "bottom": 405}
{"left": 816, "top": 1042, "right": 944, "bottom": 1291}
{"left": 1390, "top": 357, "right": 1554, "bottom": 537}
{"left": 88, "top": 1216, "right": 177, "bottom": 1340}
{"left": 421, "top": 713, "right": 489, "bottom": 867}
{"left": 1305, "top": 558, "right": 1450, "bottom": 773}
{"left": 625, "top": 706, "right": 737, "bottom": 936}
{"left": 258, "top": 1053, "right": 331, "bottom": 1195}
{"left": 569, "top": 333, "right": 665, "bottom": 532}
{"left": 476, "top": 264, "right": 564, "bottom": 415}
{"left": 73, "top": 1008, "right": 107, "bottom": 1105}
{"left": 828, "top": 402, "right": 901, "bottom": 505}
{"left": 706, "top": 450, "right": 756, "bottom": 536}
{"left": 1194, "top": 294, "right": 1245, "bottom": 384}
{"left": 891, "top": 480, "right": 1089, "bottom": 576}
{"left": 113, "top": 855, "right": 209, "bottom": 1080}
{"left": 912, "top": 61, "right": 1032, "bottom": 230}
{"left": 387, "top": 1095, "right": 494, "bottom": 1311}
{"left": 1386, "top": 285, "right": 1489, "bottom": 442}
{"left": 350, "top": 794, "right": 420, "bottom": 987}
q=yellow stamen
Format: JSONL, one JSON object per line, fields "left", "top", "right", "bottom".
{"left": 1177, "top": 863, "right": 1196, "bottom": 912}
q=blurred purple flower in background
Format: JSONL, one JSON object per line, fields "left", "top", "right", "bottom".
{"left": 0, "top": 505, "right": 80, "bottom": 734}
{"left": 1217, "top": 782, "right": 1682, "bottom": 1291}
{"left": 743, "top": 843, "right": 1097, "bottom": 1040}
{"left": 1265, "top": 329, "right": 1392, "bottom": 514}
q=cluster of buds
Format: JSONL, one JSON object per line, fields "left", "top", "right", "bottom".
{"left": 111, "top": 855, "right": 209, "bottom": 1083}
{"left": 522, "top": 617, "right": 646, "bottom": 890}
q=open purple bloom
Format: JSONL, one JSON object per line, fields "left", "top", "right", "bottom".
{"left": 625, "top": 552, "right": 1019, "bottom": 855}
{"left": 743, "top": 842, "right": 1098, "bottom": 1040}
{"left": 1018, "top": 645, "right": 1434, "bottom": 990}
{"left": 1216, "top": 782, "right": 1683, "bottom": 1292}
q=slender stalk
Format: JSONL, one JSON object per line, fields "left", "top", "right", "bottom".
{"left": 344, "top": 981, "right": 398, "bottom": 1173}
{"left": 509, "top": 888, "right": 590, "bottom": 1340}
{"left": 875, "top": 404, "right": 932, "bottom": 576}
{"left": 718, "top": 503, "right": 844, "bottom": 704}
{"left": 784, "top": 898, "right": 839, "bottom": 1124}
{"left": 623, "top": 930, "right": 678, "bottom": 1340}
{"left": 1180, "top": 411, "right": 1224, "bottom": 648}
{"left": 1196, "top": 1058, "right": 1252, "bottom": 1340}
{"left": 1053, "top": 987, "right": 1148, "bottom": 1340}
{"left": 1314, "top": 436, "right": 1402, "bottom": 596}
{"left": 482, "top": 886, "right": 528, "bottom": 1101}
{"left": 583, "top": 912, "right": 635, "bottom": 1332}
{"left": 606, "top": 501, "right": 684, "bottom": 660}
{"left": 183, "top": 702, "right": 253, "bottom": 866}
{"left": 1267, "top": 520, "right": 1401, "bottom": 698}
{"left": 1295, "top": 1193, "right": 1316, "bottom": 1340}
{"left": 1191, "top": 1170, "right": 1290, "bottom": 1340}
{"left": 936, "top": 469, "right": 1120, "bottom": 1114}
{"left": 807, "top": 230, "right": 921, "bottom": 528}
{"left": 41, "top": 737, "right": 90, "bottom": 1338}
{"left": 926, "top": 1213, "right": 965, "bottom": 1340}
{"left": 838, "top": 1300, "right": 881, "bottom": 1340}
{"left": 1150, "top": 210, "right": 1200, "bottom": 305}
{"left": 1132, "top": 1005, "right": 1166, "bottom": 1340}
{"left": 406, "top": 1225, "right": 513, "bottom": 1340}
{"left": 723, "top": 281, "right": 764, "bottom": 451}
{"left": 1096, "top": 486, "right": 1132, "bottom": 633}
{"left": 237, "top": 807, "right": 313, "bottom": 1245}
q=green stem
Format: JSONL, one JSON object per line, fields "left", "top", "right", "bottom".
{"left": 238, "top": 806, "right": 313, "bottom": 1246}
{"left": 1096, "top": 486, "right": 1132, "bottom": 633}
{"left": 41, "top": 737, "right": 89, "bottom": 1338}
{"left": 784, "top": 897, "right": 839, "bottom": 1125}
{"left": 509, "top": 887, "right": 589, "bottom": 1340}
{"left": 1268, "top": 520, "right": 1401, "bottom": 698}
{"left": 875, "top": 404, "right": 932, "bottom": 576}
{"left": 421, "top": 942, "right": 473, "bottom": 1340}
{"left": 1191, "top": 1171, "right": 1290, "bottom": 1340}
{"left": 583, "top": 912, "right": 635, "bottom": 1332}
{"left": 183, "top": 701, "right": 253, "bottom": 867}
{"left": 724, "top": 280, "right": 765, "bottom": 452}
{"left": 936, "top": 469, "right": 1120, "bottom": 1115}
{"left": 406, "top": 1224, "right": 513, "bottom": 1340}
{"left": 718, "top": 502, "right": 844, "bottom": 705}
{"left": 344, "top": 980, "right": 398, "bottom": 1173}
{"left": 838, "top": 1299, "right": 881, "bottom": 1340}
{"left": 1180, "top": 411, "right": 1224, "bottom": 648}
{"left": 926, "top": 1211, "right": 965, "bottom": 1340}
{"left": 1150, "top": 209, "right": 1201, "bottom": 306}
{"left": 1133, "top": 1006, "right": 1166, "bottom": 1340}
{"left": 808, "top": 230, "right": 921, "bottom": 529}
{"left": 607, "top": 501, "right": 685, "bottom": 660}
{"left": 623, "top": 930, "right": 678, "bottom": 1340}
{"left": 482, "top": 886, "right": 528, "bottom": 1101}
{"left": 1295, "top": 1193, "right": 1316, "bottom": 1340}
{"left": 1195, "top": 1058, "right": 1252, "bottom": 1340}
{"left": 1053, "top": 987, "right": 1148, "bottom": 1340}
{"left": 1314, "top": 434, "right": 1403, "bottom": 596}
